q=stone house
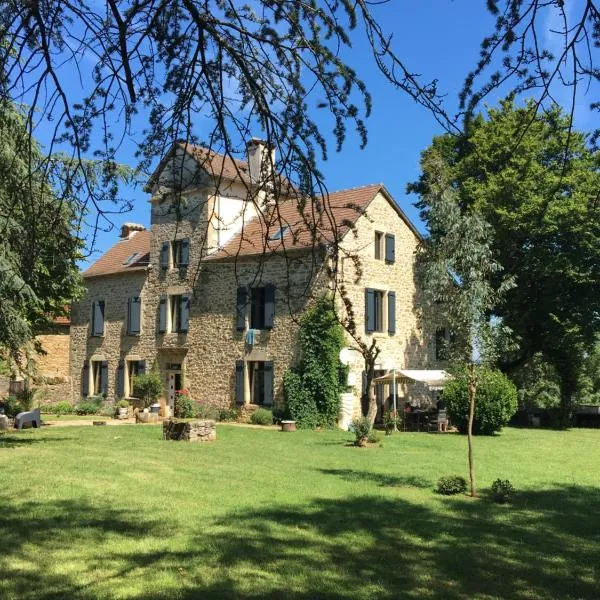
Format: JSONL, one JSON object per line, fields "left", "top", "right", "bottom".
{"left": 70, "top": 140, "right": 444, "bottom": 417}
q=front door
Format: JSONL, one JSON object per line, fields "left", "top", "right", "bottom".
{"left": 167, "top": 372, "right": 182, "bottom": 415}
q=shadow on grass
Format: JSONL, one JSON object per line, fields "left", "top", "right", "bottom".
{"left": 0, "top": 435, "right": 73, "bottom": 448}
{"left": 0, "top": 486, "right": 598, "bottom": 598}
{"left": 319, "top": 468, "right": 431, "bottom": 488}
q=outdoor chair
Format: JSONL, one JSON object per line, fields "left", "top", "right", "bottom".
{"left": 428, "top": 409, "right": 448, "bottom": 433}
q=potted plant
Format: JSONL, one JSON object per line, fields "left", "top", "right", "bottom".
{"left": 116, "top": 399, "right": 130, "bottom": 418}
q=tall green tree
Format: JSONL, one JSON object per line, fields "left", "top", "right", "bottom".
{"left": 416, "top": 154, "right": 511, "bottom": 497}
{"left": 0, "top": 99, "right": 84, "bottom": 364}
{"left": 410, "top": 100, "right": 600, "bottom": 423}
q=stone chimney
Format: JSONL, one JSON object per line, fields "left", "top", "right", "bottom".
{"left": 246, "top": 138, "right": 275, "bottom": 184}
{"left": 120, "top": 223, "right": 146, "bottom": 239}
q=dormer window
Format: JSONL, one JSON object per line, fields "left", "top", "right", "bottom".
{"left": 269, "top": 225, "right": 290, "bottom": 241}
{"left": 123, "top": 252, "right": 140, "bottom": 266}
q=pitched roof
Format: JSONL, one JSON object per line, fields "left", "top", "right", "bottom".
{"left": 82, "top": 230, "right": 151, "bottom": 278}
{"left": 206, "top": 183, "right": 386, "bottom": 260}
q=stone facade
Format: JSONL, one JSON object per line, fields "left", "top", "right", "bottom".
{"left": 70, "top": 143, "right": 444, "bottom": 419}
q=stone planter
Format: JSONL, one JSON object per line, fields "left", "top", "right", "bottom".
{"left": 163, "top": 419, "right": 216, "bottom": 442}
{"left": 338, "top": 392, "right": 355, "bottom": 431}
{"left": 280, "top": 420, "right": 297, "bottom": 432}
{"left": 118, "top": 407, "right": 128, "bottom": 419}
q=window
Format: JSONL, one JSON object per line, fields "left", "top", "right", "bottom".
{"left": 91, "top": 300, "right": 105, "bottom": 336}
{"left": 127, "top": 296, "right": 141, "bottom": 335}
{"left": 89, "top": 359, "right": 107, "bottom": 396}
{"left": 123, "top": 252, "right": 140, "bottom": 266}
{"left": 365, "top": 288, "right": 396, "bottom": 334}
{"left": 159, "top": 294, "right": 190, "bottom": 333}
{"left": 237, "top": 285, "right": 275, "bottom": 331}
{"left": 374, "top": 231, "right": 383, "bottom": 260}
{"left": 235, "top": 360, "right": 274, "bottom": 405}
{"left": 126, "top": 360, "right": 145, "bottom": 397}
{"left": 436, "top": 328, "right": 448, "bottom": 360}
{"left": 171, "top": 238, "right": 189, "bottom": 267}
{"left": 269, "top": 225, "right": 290, "bottom": 241}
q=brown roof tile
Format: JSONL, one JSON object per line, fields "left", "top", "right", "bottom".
{"left": 83, "top": 230, "right": 151, "bottom": 278}
{"left": 206, "top": 183, "right": 384, "bottom": 260}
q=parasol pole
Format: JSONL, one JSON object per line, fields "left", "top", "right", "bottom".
{"left": 392, "top": 369, "right": 397, "bottom": 431}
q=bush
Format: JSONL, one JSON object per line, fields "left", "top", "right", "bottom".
{"left": 351, "top": 417, "right": 372, "bottom": 446}
{"left": 133, "top": 369, "right": 163, "bottom": 408}
{"left": 116, "top": 399, "right": 130, "bottom": 409}
{"left": 491, "top": 479, "right": 515, "bottom": 503}
{"left": 444, "top": 368, "right": 518, "bottom": 435}
{"left": 1, "top": 396, "right": 22, "bottom": 418}
{"left": 436, "top": 475, "right": 467, "bottom": 495}
{"left": 251, "top": 408, "right": 274, "bottom": 425}
{"left": 174, "top": 393, "right": 195, "bottom": 418}
{"left": 74, "top": 401, "right": 100, "bottom": 415}
{"left": 383, "top": 409, "right": 402, "bottom": 434}
{"left": 283, "top": 370, "right": 319, "bottom": 429}
{"left": 45, "top": 401, "right": 73, "bottom": 416}
{"left": 194, "top": 403, "right": 220, "bottom": 420}
{"left": 218, "top": 407, "right": 241, "bottom": 422}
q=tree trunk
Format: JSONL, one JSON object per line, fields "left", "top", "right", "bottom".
{"left": 559, "top": 374, "right": 576, "bottom": 428}
{"left": 467, "top": 363, "right": 477, "bottom": 498}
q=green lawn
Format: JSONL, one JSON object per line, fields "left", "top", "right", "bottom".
{"left": 0, "top": 425, "right": 598, "bottom": 599}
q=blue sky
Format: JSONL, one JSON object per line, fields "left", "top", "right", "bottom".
{"left": 29, "top": 1, "right": 596, "bottom": 266}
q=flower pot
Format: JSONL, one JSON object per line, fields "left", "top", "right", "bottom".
{"left": 281, "top": 420, "right": 296, "bottom": 432}
{"left": 118, "top": 407, "right": 128, "bottom": 418}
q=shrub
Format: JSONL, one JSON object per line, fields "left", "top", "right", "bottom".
{"left": 194, "top": 403, "right": 220, "bottom": 420}
{"left": 367, "top": 429, "right": 380, "bottom": 444}
{"left": 46, "top": 401, "right": 72, "bottom": 416}
{"left": 16, "top": 388, "right": 35, "bottom": 412}
{"left": 444, "top": 368, "right": 518, "bottom": 435}
{"left": 218, "top": 407, "right": 241, "bottom": 422}
{"left": 74, "top": 401, "right": 100, "bottom": 415}
{"left": 491, "top": 479, "right": 515, "bottom": 503}
{"left": 1, "top": 396, "right": 22, "bottom": 418}
{"left": 251, "top": 408, "right": 273, "bottom": 425}
{"left": 383, "top": 409, "right": 401, "bottom": 434}
{"left": 174, "top": 393, "right": 195, "bottom": 418}
{"left": 351, "top": 417, "right": 372, "bottom": 447}
{"left": 436, "top": 475, "right": 467, "bottom": 495}
{"left": 133, "top": 369, "right": 163, "bottom": 408}
{"left": 116, "top": 399, "right": 130, "bottom": 409}
{"left": 283, "top": 370, "right": 319, "bottom": 429}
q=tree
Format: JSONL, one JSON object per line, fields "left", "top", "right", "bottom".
{"left": 415, "top": 152, "right": 511, "bottom": 497}
{"left": 410, "top": 100, "right": 600, "bottom": 423}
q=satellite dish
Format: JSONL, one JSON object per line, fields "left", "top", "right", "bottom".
{"left": 339, "top": 347, "right": 352, "bottom": 366}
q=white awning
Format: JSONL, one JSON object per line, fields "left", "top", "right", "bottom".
{"left": 373, "top": 369, "right": 452, "bottom": 390}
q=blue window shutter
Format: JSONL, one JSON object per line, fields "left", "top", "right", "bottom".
{"left": 179, "top": 294, "right": 190, "bottom": 332}
{"left": 117, "top": 359, "right": 125, "bottom": 397}
{"left": 92, "top": 300, "right": 105, "bottom": 336}
{"left": 264, "top": 284, "right": 275, "bottom": 329}
{"left": 388, "top": 291, "right": 396, "bottom": 335}
{"left": 263, "top": 361, "right": 274, "bottom": 406}
{"left": 128, "top": 297, "right": 141, "bottom": 335}
{"left": 160, "top": 241, "right": 170, "bottom": 269}
{"left": 385, "top": 234, "right": 395, "bottom": 264}
{"left": 82, "top": 360, "right": 89, "bottom": 396}
{"left": 91, "top": 301, "right": 96, "bottom": 335}
{"left": 236, "top": 287, "right": 247, "bottom": 331}
{"left": 365, "top": 288, "right": 375, "bottom": 333}
{"left": 180, "top": 238, "right": 189, "bottom": 266}
{"left": 100, "top": 360, "right": 109, "bottom": 395}
{"left": 158, "top": 295, "right": 167, "bottom": 333}
{"left": 235, "top": 360, "right": 245, "bottom": 404}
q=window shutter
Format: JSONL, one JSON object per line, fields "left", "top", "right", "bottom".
{"left": 160, "top": 241, "right": 170, "bottom": 269}
{"left": 137, "top": 360, "right": 146, "bottom": 376}
{"left": 236, "top": 287, "right": 247, "bottom": 331}
{"left": 263, "top": 361, "right": 274, "bottom": 406}
{"left": 179, "top": 294, "right": 190, "bottom": 332}
{"left": 365, "top": 288, "right": 375, "bottom": 333}
{"left": 180, "top": 238, "right": 189, "bottom": 266}
{"left": 385, "top": 233, "right": 395, "bottom": 264}
{"left": 235, "top": 360, "right": 245, "bottom": 405}
{"left": 264, "top": 284, "right": 275, "bottom": 329}
{"left": 387, "top": 291, "right": 396, "bottom": 335}
{"left": 116, "top": 359, "right": 125, "bottom": 397}
{"left": 100, "top": 360, "right": 109, "bottom": 395}
{"left": 82, "top": 360, "right": 89, "bottom": 396}
{"left": 92, "top": 300, "right": 105, "bottom": 336}
{"left": 128, "top": 297, "right": 141, "bottom": 335}
{"left": 158, "top": 295, "right": 167, "bottom": 333}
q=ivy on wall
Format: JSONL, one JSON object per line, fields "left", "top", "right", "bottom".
{"left": 284, "top": 294, "right": 345, "bottom": 428}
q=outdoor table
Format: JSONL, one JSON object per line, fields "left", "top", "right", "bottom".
{"left": 404, "top": 410, "right": 435, "bottom": 432}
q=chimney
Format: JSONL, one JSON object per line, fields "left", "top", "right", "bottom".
{"left": 120, "top": 223, "right": 146, "bottom": 239}
{"left": 246, "top": 138, "right": 275, "bottom": 184}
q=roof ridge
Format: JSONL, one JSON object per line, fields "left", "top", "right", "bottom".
{"left": 325, "top": 182, "right": 383, "bottom": 196}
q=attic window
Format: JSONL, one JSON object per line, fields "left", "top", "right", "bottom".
{"left": 123, "top": 252, "right": 140, "bottom": 266}
{"left": 269, "top": 225, "right": 289, "bottom": 241}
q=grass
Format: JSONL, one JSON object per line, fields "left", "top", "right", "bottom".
{"left": 40, "top": 414, "right": 106, "bottom": 420}
{"left": 0, "top": 425, "right": 598, "bottom": 599}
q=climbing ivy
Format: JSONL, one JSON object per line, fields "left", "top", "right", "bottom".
{"left": 284, "top": 295, "right": 345, "bottom": 428}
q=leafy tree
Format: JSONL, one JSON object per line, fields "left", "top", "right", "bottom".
{"left": 133, "top": 368, "right": 164, "bottom": 409}
{"left": 284, "top": 294, "right": 345, "bottom": 428}
{"left": 416, "top": 152, "right": 512, "bottom": 497}
{"left": 579, "top": 339, "right": 600, "bottom": 405}
{"left": 511, "top": 353, "right": 561, "bottom": 410}
{"left": 411, "top": 100, "right": 600, "bottom": 423}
